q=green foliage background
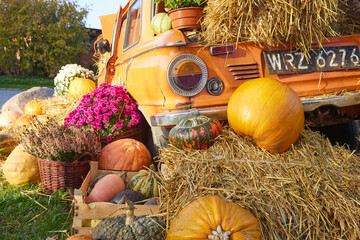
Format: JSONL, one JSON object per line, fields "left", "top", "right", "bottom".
{"left": 0, "top": 0, "right": 90, "bottom": 76}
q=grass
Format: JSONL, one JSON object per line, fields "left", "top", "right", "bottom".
{"left": 0, "top": 75, "right": 69, "bottom": 239}
{"left": 0, "top": 163, "right": 73, "bottom": 240}
{"left": 0, "top": 75, "right": 54, "bottom": 89}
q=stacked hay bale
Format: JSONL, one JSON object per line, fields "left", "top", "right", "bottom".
{"left": 159, "top": 127, "right": 360, "bottom": 239}
{"left": 36, "top": 95, "right": 82, "bottom": 125}
{"left": 336, "top": 0, "right": 360, "bottom": 35}
{"left": 200, "top": 0, "right": 360, "bottom": 54}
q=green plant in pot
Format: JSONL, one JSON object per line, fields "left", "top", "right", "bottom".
{"left": 155, "top": 0, "right": 206, "bottom": 30}
{"left": 19, "top": 117, "right": 101, "bottom": 193}
{"left": 155, "top": 0, "right": 204, "bottom": 9}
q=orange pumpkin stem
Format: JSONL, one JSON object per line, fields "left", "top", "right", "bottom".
{"left": 207, "top": 224, "right": 233, "bottom": 240}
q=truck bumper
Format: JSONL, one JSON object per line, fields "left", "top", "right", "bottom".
{"left": 150, "top": 91, "right": 360, "bottom": 127}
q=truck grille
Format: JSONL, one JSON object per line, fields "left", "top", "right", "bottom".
{"left": 227, "top": 63, "right": 260, "bottom": 81}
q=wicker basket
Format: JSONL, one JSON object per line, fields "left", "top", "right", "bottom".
{"left": 38, "top": 152, "right": 96, "bottom": 193}
{"left": 100, "top": 122, "right": 147, "bottom": 148}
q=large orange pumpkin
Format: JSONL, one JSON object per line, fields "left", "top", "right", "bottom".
{"left": 0, "top": 111, "right": 23, "bottom": 128}
{"left": 227, "top": 78, "right": 304, "bottom": 153}
{"left": 24, "top": 99, "right": 43, "bottom": 115}
{"left": 98, "top": 138, "right": 152, "bottom": 171}
{"left": 68, "top": 78, "right": 96, "bottom": 97}
{"left": 85, "top": 173, "right": 125, "bottom": 203}
{"left": 166, "top": 195, "right": 261, "bottom": 240}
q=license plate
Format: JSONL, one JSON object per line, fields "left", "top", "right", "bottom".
{"left": 263, "top": 45, "right": 360, "bottom": 75}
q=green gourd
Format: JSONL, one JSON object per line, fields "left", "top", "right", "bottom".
{"left": 127, "top": 167, "right": 161, "bottom": 199}
{"left": 169, "top": 115, "right": 222, "bottom": 150}
{"left": 151, "top": 13, "right": 172, "bottom": 35}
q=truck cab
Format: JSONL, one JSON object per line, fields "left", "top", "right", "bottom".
{"left": 97, "top": 0, "right": 360, "bottom": 154}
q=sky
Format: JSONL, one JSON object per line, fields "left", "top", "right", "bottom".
{"left": 76, "top": 0, "right": 128, "bottom": 29}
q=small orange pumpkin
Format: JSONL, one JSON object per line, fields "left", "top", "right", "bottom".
{"left": 0, "top": 111, "right": 23, "bottom": 128}
{"left": 15, "top": 115, "right": 34, "bottom": 127}
{"left": 227, "top": 77, "right": 304, "bottom": 153}
{"left": 85, "top": 174, "right": 125, "bottom": 203}
{"left": 66, "top": 234, "right": 94, "bottom": 240}
{"left": 98, "top": 138, "right": 152, "bottom": 171}
{"left": 68, "top": 78, "right": 96, "bottom": 97}
{"left": 166, "top": 195, "right": 262, "bottom": 240}
{"left": 24, "top": 99, "right": 43, "bottom": 115}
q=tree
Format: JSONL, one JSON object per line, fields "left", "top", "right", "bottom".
{"left": 0, "top": 0, "right": 90, "bottom": 76}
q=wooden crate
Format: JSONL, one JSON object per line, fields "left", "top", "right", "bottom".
{"left": 72, "top": 161, "right": 159, "bottom": 235}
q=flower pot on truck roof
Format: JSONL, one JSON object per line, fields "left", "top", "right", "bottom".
{"left": 96, "top": 0, "right": 360, "bottom": 154}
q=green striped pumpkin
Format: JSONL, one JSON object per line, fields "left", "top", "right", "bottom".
{"left": 0, "top": 135, "right": 18, "bottom": 159}
{"left": 127, "top": 168, "right": 160, "bottom": 199}
{"left": 151, "top": 13, "right": 172, "bottom": 35}
{"left": 169, "top": 115, "right": 222, "bottom": 150}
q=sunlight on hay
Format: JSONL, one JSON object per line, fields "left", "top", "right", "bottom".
{"left": 300, "top": 89, "right": 360, "bottom": 101}
{"left": 158, "top": 126, "right": 360, "bottom": 239}
{"left": 37, "top": 95, "right": 82, "bottom": 125}
{"left": 200, "top": 0, "right": 360, "bottom": 55}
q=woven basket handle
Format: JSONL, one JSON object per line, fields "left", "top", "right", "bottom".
{"left": 74, "top": 151, "right": 96, "bottom": 162}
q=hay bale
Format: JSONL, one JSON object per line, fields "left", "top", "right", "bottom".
{"left": 158, "top": 127, "right": 360, "bottom": 239}
{"left": 200, "top": 0, "right": 352, "bottom": 54}
{"left": 335, "top": 0, "right": 360, "bottom": 35}
{"left": 37, "top": 95, "right": 82, "bottom": 125}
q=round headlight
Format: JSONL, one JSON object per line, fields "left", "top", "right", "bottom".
{"left": 168, "top": 53, "right": 208, "bottom": 96}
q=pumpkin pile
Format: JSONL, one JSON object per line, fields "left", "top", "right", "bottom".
{"left": 158, "top": 127, "right": 360, "bottom": 239}
{"left": 86, "top": 166, "right": 161, "bottom": 206}
{"left": 86, "top": 138, "right": 161, "bottom": 205}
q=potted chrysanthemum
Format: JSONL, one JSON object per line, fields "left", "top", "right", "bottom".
{"left": 64, "top": 83, "right": 145, "bottom": 147}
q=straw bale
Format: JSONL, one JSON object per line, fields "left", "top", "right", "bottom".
{"left": 335, "top": 0, "right": 360, "bottom": 36}
{"left": 158, "top": 126, "right": 360, "bottom": 239}
{"left": 200, "top": 0, "right": 343, "bottom": 54}
{"left": 36, "top": 95, "right": 82, "bottom": 125}
{"left": 300, "top": 89, "right": 360, "bottom": 101}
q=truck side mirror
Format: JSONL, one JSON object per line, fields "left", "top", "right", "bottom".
{"left": 97, "top": 39, "right": 111, "bottom": 54}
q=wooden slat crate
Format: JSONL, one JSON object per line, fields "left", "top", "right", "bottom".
{"left": 71, "top": 161, "right": 159, "bottom": 235}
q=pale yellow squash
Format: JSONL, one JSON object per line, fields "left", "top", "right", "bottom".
{"left": 3, "top": 145, "right": 41, "bottom": 186}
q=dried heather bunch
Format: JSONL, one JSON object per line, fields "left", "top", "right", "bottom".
{"left": 20, "top": 117, "right": 101, "bottom": 162}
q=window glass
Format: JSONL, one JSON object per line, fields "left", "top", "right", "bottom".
{"left": 117, "top": 16, "right": 128, "bottom": 54}
{"left": 124, "top": 0, "right": 141, "bottom": 49}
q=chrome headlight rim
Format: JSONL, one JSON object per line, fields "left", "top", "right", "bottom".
{"left": 167, "top": 53, "right": 208, "bottom": 97}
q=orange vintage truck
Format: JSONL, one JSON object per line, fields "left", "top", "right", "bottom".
{"left": 97, "top": 0, "right": 360, "bottom": 155}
